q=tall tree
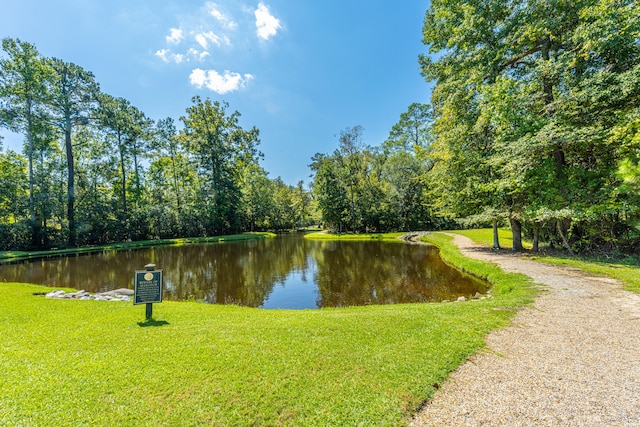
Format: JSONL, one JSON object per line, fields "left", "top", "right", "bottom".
{"left": 180, "top": 96, "right": 261, "bottom": 234}
{"left": 310, "top": 153, "right": 350, "bottom": 232}
{"left": 72, "top": 125, "right": 114, "bottom": 245}
{"left": 0, "top": 38, "right": 54, "bottom": 246}
{"left": 384, "top": 103, "right": 434, "bottom": 232}
{"left": 240, "top": 163, "right": 275, "bottom": 231}
{"left": 125, "top": 106, "right": 152, "bottom": 207}
{"left": 155, "top": 117, "right": 184, "bottom": 214}
{"left": 49, "top": 58, "right": 99, "bottom": 246}
{"left": 31, "top": 118, "right": 61, "bottom": 247}
{"left": 291, "top": 180, "right": 312, "bottom": 229}
{"left": 0, "top": 149, "right": 28, "bottom": 223}
{"left": 335, "top": 125, "right": 365, "bottom": 232}
{"left": 97, "top": 94, "right": 145, "bottom": 227}
{"left": 421, "top": 0, "right": 640, "bottom": 252}
{"left": 386, "top": 103, "right": 433, "bottom": 153}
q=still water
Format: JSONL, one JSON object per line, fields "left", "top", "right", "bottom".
{"left": 0, "top": 235, "right": 487, "bottom": 309}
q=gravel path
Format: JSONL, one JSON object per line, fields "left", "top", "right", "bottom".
{"left": 412, "top": 234, "right": 640, "bottom": 427}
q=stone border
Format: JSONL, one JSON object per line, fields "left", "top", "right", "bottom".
{"left": 45, "top": 288, "right": 134, "bottom": 302}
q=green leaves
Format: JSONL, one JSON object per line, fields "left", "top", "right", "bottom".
{"left": 0, "top": 38, "right": 317, "bottom": 248}
{"left": 422, "top": 0, "right": 640, "bottom": 252}
{"left": 179, "top": 96, "right": 261, "bottom": 234}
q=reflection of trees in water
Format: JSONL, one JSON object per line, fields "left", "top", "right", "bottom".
{"left": 0, "top": 236, "right": 487, "bottom": 308}
{"left": 312, "top": 241, "right": 486, "bottom": 307}
{"left": 153, "top": 236, "right": 309, "bottom": 306}
{"left": 0, "top": 250, "right": 144, "bottom": 292}
{"left": 0, "top": 238, "right": 307, "bottom": 307}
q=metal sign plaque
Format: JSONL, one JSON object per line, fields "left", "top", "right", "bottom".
{"left": 134, "top": 269, "right": 163, "bottom": 305}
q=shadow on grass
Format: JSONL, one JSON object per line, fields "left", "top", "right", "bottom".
{"left": 137, "top": 319, "right": 170, "bottom": 327}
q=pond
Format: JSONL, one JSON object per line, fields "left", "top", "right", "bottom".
{"left": 0, "top": 234, "right": 487, "bottom": 309}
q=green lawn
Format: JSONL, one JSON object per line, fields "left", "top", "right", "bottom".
{"left": 453, "top": 228, "right": 640, "bottom": 294}
{"left": 304, "top": 231, "right": 406, "bottom": 241}
{"left": 0, "top": 232, "right": 535, "bottom": 426}
{"left": 452, "top": 227, "right": 532, "bottom": 250}
{"left": 530, "top": 257, "right": 640, "bottom": 294}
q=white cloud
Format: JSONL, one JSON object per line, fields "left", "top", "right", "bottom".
{"left": 194, "top": 33, "right": 209, "bottom": 49}
{"left": 155, "top": 49, "right": 170, "bottom": 62}
{"left": 189, "top": 68, "right": 254, "bottom": 94}
{"left": 156, "top": 48, "right": 206, "bottom": 64}
{"left": 208, "top": 3, "right": 237, "bottom": 29}
{"left": 194, "top": 31, "right": 230, "bottom": 50}
{"left": 166, "top": 28, "right": 184, "bottom": 44}
{"left": 187, "top": 48, "right": 210, "bottom": 62}
{"left": 255, "top": 3, "right": 281, "bottom": 40}
{"left": 189, "top": 68, "right": 208, "bottom": 87}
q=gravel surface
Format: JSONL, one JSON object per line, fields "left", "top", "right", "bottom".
{"left": 412, "top": 234, "right": 640, "bottom": 427}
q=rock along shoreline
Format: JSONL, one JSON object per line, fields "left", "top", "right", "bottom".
{"left": 44, "top": 288, "right": 134, "bottom": 302}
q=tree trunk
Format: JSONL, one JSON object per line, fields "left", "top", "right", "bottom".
{"left": 509, "top": 217, "right": 524, "bottom": 252}
{"left": 532, "top": 224, "right": 540, "bottom": 253}
{"left": 42, "top": 215, "right": 48, "bottom": 248}
{"left": 492, "top": 218, "right": 501, "bottom": 249}
{"left": 556, "top": 220, "right": 574, "bottom": 255}
{"left": 25, "top": 101, "right": 41, "bottom": 248}
{"left": 118, "top": 133, "right": 128, "bottom": 220}
{"left": 65, "top": 118, "right": 76, "bottom": 247}
{"left": 132, "top": 142, "right": 141, "bottom": 205}
{"left": 350, "top": 191, "right": 356, "bottom": 233}
{"left": 39, "top": 150, "right": 49, "bottom": 248}
{"left": 542, "top": 37, "right": 566, "bottom": 183}
{"left": 170, "top": 151, "right": 181, "bottom": 214}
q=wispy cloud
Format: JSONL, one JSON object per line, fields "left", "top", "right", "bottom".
{"left": 255, "top": 3, "right": 281, "bottom": 41}
{"left": 166, "top": 28, "right": 184, "bottom": 44}
{"left": 189, "top": 68, "right": 254, "bottom": 94}
{"left": 207, "top": 3, "right": 237, "bottom": 30}
{"left": 155, "top": 48, "right": 206, "bottom": 63}
{"left": 155, "top": 49, "right": 171, "bottom": 62}
{"left": 194, "top": 31, "right": 231, "bottom": 50}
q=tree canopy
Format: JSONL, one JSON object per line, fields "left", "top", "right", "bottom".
{"left": 3, "top": 1, "right": 640, "bottom": 258}
{"left": 420, "top": 0, "right": 640, "bottom": 253}
{"left": 0, "top": 38, "right": 313, "bottom": 249}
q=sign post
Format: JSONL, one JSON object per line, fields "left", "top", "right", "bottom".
{"left": 134, "top": 263, "right": 163, "bottom": 319}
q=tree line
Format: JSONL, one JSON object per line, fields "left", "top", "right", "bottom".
{"left": 0, "top": 38, "right": 312, "bottom": 250}
{"left": 3, "top": 0, "right": 640, "bottom": 256}
{"left": 309, "top": 0, "right": 640, "bottom": 255}
{"left": 309, "top": 107, "right": 447, "bottom": 233}
{"left": 417, "top": 0, "right": 640, "bottom": 254}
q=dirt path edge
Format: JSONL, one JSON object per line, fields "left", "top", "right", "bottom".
{"left": 411, "top": 233, "right": 640, "bottom": 427}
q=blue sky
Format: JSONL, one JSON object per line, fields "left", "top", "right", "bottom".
{"left": 1, "top": 0, "right": 432, "bottom": 185}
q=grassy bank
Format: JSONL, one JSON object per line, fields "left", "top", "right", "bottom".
{"left": 0, "top": 233, "right": 535, "bottom": 426}
{"left": 453, "top": 228, "right": 532, "bottom": 250}
{"left": 454, "top": 228, "right": 640, "bottom": 294}
{"left": 530, "top": 256, "right": 640, "bottom": 294}
{"left": 304, "top": 231, "right": 405, "bottom": 240}
{"left": 422, "top": 233, "right": 535, "bottom": 304}
{"left": 0, "top": 232, "right": 276, "bottom": 264}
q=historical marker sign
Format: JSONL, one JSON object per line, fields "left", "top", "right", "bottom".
{"left": 134, "top": 269, "right": 163, "bottom": 305}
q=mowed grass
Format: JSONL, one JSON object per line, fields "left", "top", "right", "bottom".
{"left": 305, "top": 231, "right": 406, "bottom": 241}
{"left": 0, "top": 233, "right": 535, "bottom": 426}
{"left": 453, "top": 228, "right": 532, "bottom": 250}
{"left": 454, "top": 228, "right": 640, "bottom": 294}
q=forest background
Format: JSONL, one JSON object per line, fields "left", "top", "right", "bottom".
{"left": 1, "top": 0, "right": 639, "bottom": 256}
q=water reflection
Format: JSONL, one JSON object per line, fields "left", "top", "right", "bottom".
{"left": 0, "top": 235, "right": 487, "bottom": 309}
